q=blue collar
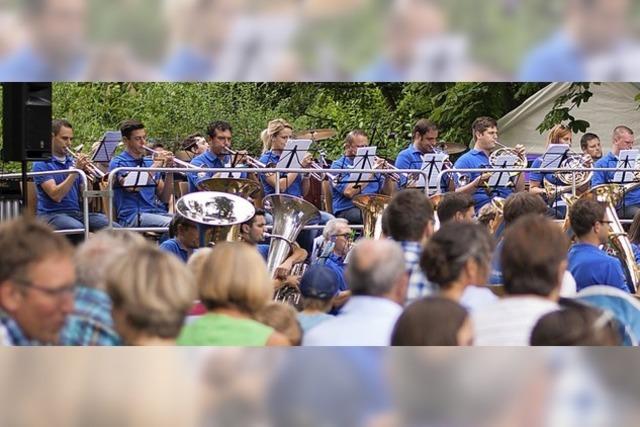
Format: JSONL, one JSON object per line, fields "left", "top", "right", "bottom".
{"left": 0, "top": 308, "right": 39, "bottom": 345}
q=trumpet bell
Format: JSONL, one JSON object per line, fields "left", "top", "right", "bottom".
{"left": 353, "top": 193, "right": 390, "bottom": 239}
{"left": 264, "top": 194, "right": 320, "bottom": 277}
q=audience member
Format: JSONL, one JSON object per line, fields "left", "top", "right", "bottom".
{"left": 436, "top": 193, "right": 475, "bottom": 224}
{"left": 254, "top": 302, "right": 303, "bottom": 346}
{"left": 296, "top": 265, "right": 339, "bottom": 332}
{"left": 159, "top": 215, "right": 199, "bottom": 262}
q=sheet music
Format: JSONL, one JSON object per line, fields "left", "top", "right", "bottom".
{"left": 347, "top": 146, "right": 377, "bottom": 184}
{"left": 123, "top": 171, "right": 150, "bottom": 188}
{"left": 540, "top": 144, "right": 570, "bottom": 169}
{"left": 487, "top": 154, "right": 519, "bottom": 188}
{"left": 412, "top": 153, "right": 447, "bottom": 189}
{"left": 92, "top": 131, "right": 122, "bottom": 163}
{"left": 613, "top": 149, "right": 639, "bottom": 184}
{"left": 219, "top": 162, "right": 243, "bottom": 179}
{"left": 276, "top": 139, "right": 313, "bottom": 170}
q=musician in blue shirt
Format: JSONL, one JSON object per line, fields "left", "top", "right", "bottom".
{"left": 187, "top": 121, "right": 248, "bottom": 193}
{"left": 32, "top": 119, "right": 116, "bottom": 236}
{"left": 159, "top": 215, "right": 199, "bottom": 263}
{"left": 258, "top": 119, "right": 334, "bottom": 252}
{"left": 108, "top": 120, "right": 173, "bottom": 228}
{"left": 395, "top": 119, "right": 456, "bottom": 193}
{"left": 454, "top": 116, "right": 526, "bottom": 211}
{"left": 568, "top": 198, "right": 630, "bottom": 293}
{"left": 591, "top": 125, "right": 640, "bottom": 219}
{"left": 331, "top": 130, "right": 395, "bottom": 224}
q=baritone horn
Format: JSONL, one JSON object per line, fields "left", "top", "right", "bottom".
{"left": 353, "top": 193, "right": 390, "bottom": 239}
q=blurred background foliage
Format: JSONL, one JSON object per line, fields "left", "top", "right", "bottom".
{"left": 0, "top": 82, "right": 595, "bottom": 172}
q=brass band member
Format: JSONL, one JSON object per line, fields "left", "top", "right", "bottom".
{"left": 581, "top": 132, "right": 602, "bottom": 162}
{"left": 187, "top": 121, "right": 247, "bottom": 193}
{"left": 395, "top": 119, "right": 455, "bottom": 191}
{"left": 109, "top": 120, "right": 174, "bottom": 228}
{"left": 32, "top": 119, "right": 117, "bottom": 237}
{"left": 331, "top": 130, "right": 395, "bottom": 224}
{"left": 592, "top": 126, "right": 639, "bottom": 219}
{"left": 455, "top": 116, "right": 526, "bottom": 211}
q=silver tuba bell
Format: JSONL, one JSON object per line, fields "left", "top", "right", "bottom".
{"left": 175, "top": 191, "right": 256, "bottom": 246}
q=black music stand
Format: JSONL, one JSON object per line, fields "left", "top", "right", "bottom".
{"left": 341, "top": 146, "right": 378, "bottom": 189}
{"left": 92, "top": 131, "right": 122, "bottom": 165}
{"left": 417, "top": 153, "right": 446, "bottom": 195}
{"left": 486, "top": 154, "right": 518, "bottom": 196}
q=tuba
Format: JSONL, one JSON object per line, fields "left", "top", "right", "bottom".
{"left": 175, "top": 191, "right": 256, "bottom": 246}
{"left": 563, "top": 184, "right": 640, "bottom": 294}
{"left": 543, "top": 151, "right": 593, "bottom": 200}
{"left": 266, "top": 194, "right": 320, "bottom": 306}
{"left": 353, "top": 193, "right": 390, "bottom": 239}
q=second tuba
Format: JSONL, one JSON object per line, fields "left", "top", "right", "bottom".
{"left": 353, "top": 193, "right": 390, "bottom": 239}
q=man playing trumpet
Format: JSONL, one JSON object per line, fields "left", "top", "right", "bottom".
{"left": 32, "top": 119, "right": 117, "bottom": 238}
{"left": 455, "top": 116, "right": 526, "bottom": 210}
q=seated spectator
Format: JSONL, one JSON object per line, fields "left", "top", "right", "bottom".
{"left": 531, "top": 301, "right": 622, "bottom": 346}
{"left": 159, "top": 215, "right": 200, "bottom": 263}
{"left": 314, "top": 218, "right": 352, "bottom": 297}
{"left": 421, "top": 222, "right": 496, "bottom": 311}
{"left": 60, "top": 230, "right": 146, "bottom": 345}
{"left": 303, "top": 239, "right": 408, "bottom": 346}
{"left": 296, "top": 265, "right": 339, "bottom": 332}
{"left": 473, "top": 215, "right": 568, "bottom": 346}
{"left": 106, "top": 245, "right": 196, "bottom": 345}
{"left": 383, "top": 189, "right": 436, "bottom": 304}
{"left": 391, "top": 297, "right": 473, "bottom": 346}
{"left": 476, "top": 202, "right": 499, "bottom": 231}
{"left": 177, "top": 242, "right": 290, "bottom": 346}
{"left": 0, "top": 217, "right": 75, "bottom": 345}
{"left": 436, "top": 193, "right": 475, "bottom": 224}
{"left": 254, "top": 302, "right": 303, "bottom": 346}
{"left": 568, "top": 199, "right": 630, "bottom": 292}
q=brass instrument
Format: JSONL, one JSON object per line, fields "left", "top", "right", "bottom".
{"left": 563, "top": 184, "right": 640, "bottom": 294}
{"left": 142, "top": 146, "right": 200, "bottom": 169}
{"left": 543, "top": 151, "right": 593, "bottom": 200}
{"left": 353, "top": 193, "right": 390, "bottom": 239}
{"left": 198, "top": 177, "right": 262, "bottom": 201}
{"left": 489, "top": 197, "right": 506, "bottom": 237}
{"left": 175, "top": 191, "right": 256, "bottom": 247}
{"left": 489, "top": 141, "right": 527, "bottom": 178}
{"left": 65, "top": 147, "right": 106, "bottom": 183}
{"left": 224, "top": 148, "right": 267, "bottom": 169}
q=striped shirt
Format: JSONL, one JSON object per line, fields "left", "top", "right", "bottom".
{"left": 399, "top": 241, "right": 436, "bottom": 305}
{"left": 60, "top": 286, "right": 121, "bottom": 346}
{"left": 472, "top": 296, "right": 559, "bottom": 346}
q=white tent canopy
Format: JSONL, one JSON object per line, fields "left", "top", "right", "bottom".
{"left": 498, "top": 83, "right": 640, "bottom": 155}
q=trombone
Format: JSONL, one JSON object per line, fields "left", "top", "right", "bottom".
{"left": 65, "top": 147, "right": 106, "bottom": 183}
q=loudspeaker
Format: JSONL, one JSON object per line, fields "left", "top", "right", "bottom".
{"left": 2, "top": 82, "right": 52, "bottom": 161}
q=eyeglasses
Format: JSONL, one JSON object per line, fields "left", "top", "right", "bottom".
{"left": 13, "top": 278, "right": 76, "bottom": 300}
{"left": 334, "top": 232, "right": 355, "bottom": 241}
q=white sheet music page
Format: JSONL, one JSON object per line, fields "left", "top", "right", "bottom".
{"left": 487, "top": 154, "right": 519, "bottom": 187}
{"left": 613, "top": 149, "right": 639, "bottom": 184}
{"left": 413, "top": 153, "right": 447, "bottom": 189}
{"left": 540, "top": 144, "right": 570, "bottom": 169}
{"left": 348, "top": 146, "right": 377, "bottom": 184}
{"left": 123, "top": 171, "right": 150, "bottom": 188}
{"left": 276, "top": 139, "right": 313, "bottom": 170}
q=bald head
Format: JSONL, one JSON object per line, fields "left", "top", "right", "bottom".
{"left": 346, "top": 239, "right": 407, "bottom": 299}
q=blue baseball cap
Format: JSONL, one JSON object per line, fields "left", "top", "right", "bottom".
{"left": 300, "top": 265, "right": 340, "bottom": 300}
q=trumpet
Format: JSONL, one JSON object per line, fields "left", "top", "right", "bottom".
{"left": 142, "top": 146, "right": 200, "bottom": 169}
{"left": 65, "top": 147, "right": 106, "bottom": 183}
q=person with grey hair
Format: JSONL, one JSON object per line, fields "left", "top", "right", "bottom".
{"left": 330, "top": 130, "right": 395, "bottom": 224}
{"left": 303, "top": 239, "right": 409, "bottom": 346}
{"left": 313, "top": 218, "right": 353, "bottom": 311}
{"left": 59, "top": 230, "right": 146, "bottom": 345}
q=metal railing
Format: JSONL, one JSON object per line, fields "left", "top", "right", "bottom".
{"left": 0, "top": 170, "right": 90, "bottom": 239}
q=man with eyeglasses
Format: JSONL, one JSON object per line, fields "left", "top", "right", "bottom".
{"left": 315, "top": 219, "right": 353, "bottom": 305}
{"left": 568, "top": 199, "right": 630, "bottom": 293}
{"left": 0, "top": 217, "right": 76, "bottom": 345}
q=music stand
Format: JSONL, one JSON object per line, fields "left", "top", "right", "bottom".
{"left": 413, "top": 152, "right": 447, "bottom": 195}
{"left": 345, "top": 146, "right": 377, "bottom": 188}
{"left": 486, "top": 153, "right": 519, "bottom": 195}
{"left": 92, "top": 131, "right": 122, "bottom": 164}
{"left": 540, "top": 144, "right": 570, "bottom": 170}
{"left": 612, "top": 149, "right": 639, "bottom": 185}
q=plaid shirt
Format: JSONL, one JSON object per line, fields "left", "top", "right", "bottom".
{"left": 399, "top": 241, "right": 436, "bottom": 305}
{"left": 60, "top": 286, "right": 121, "bottom": 346}
{"left": 0, "top": 308, "right": 38, "bottom": 346}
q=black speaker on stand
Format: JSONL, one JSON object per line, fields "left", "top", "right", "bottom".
{"left": 2, "top": 82, "right": 52, "bottom": 212}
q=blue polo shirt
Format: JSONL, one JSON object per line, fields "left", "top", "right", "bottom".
{"left": 259, "top": 151, "right": 303, "bottom": 197}
{"left": 454, "top": 149, "right": 514, "bottom": 210}
{"left": 257, "top": 243, "right": 270, "bottom": 261}
{"left": 325, "top": 253, "right": 348, "bottom": 292}
{"left": 530, "top": 156, "right": 566, "bottom": 208}
{"left": 394, "top": 144, "right": 453, "bottom": 191}
{"left": 109, "top": 151, "right": 167, "bottom": 225}
{"left": 568, "top": 243, "right": 629, "bottom": 293}
{"left": 186, "top": 150, "right": 247, "bottom": 193}
{"left": 32, "top": 156, "right": 82, "bottom": 215}
{"left": 159, "top": 238, "right": 189, "bottom": 262}
{"left": 592, "top": 152, "right": 640, "bottom": 207}
{"left": 331, "top": 155, "right": 384, "bottom": 214}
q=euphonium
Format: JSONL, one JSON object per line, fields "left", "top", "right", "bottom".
{"left": 563, "top": 184, "right": 640, "bottom": 294}
{"left": 198, "top": 177, "right": 262, "bottom": 201}
{"left": 174, "top": 191, "right": 256, "bottom": 246}
{"left": 352, "top": 193, "right": 390, "bottom": 239}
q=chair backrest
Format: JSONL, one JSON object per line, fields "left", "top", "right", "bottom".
{"left": 322, "top": 180, "right": 333, "bottom": 213}
{"left": 26, "top": 181, "right": 37, "bottom": 217}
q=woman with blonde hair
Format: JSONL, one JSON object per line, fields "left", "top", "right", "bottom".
{"left": 529, "top": 124, "right": 588, "bottom": 218}
{"left": 177, "top": 242, "right": 290, "bottom": 346}
{"left": 106, "top": 245, "right": 197, "bottom": 345}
